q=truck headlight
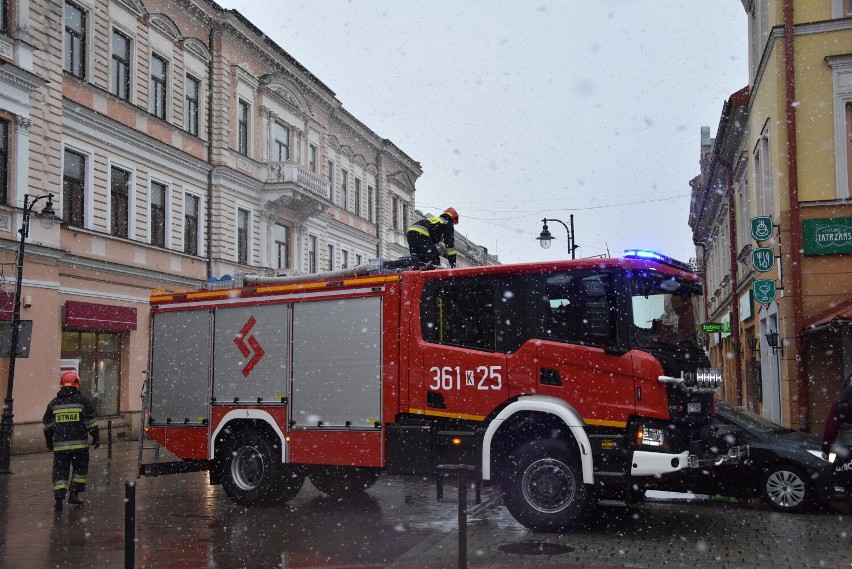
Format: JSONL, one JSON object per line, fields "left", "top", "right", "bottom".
{"left": 636, "top": 425, "right": 668, "bottom": 448}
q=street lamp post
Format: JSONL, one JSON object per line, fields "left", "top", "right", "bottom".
{"left": 537, "top": 214, "right": 577, "bottom": 259}
{"left": 0, "top": 193, "right": 56, "bottom": 475}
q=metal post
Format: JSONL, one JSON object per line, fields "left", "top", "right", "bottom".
{"left": 0, "top": 194, "right": 53, "bottom": 475}
{"left": 457, "top": 469, "right": 467, "bottom": 569}
{"left": 125, "top": 480, "right": 136, "bottom": 569}
{"left": 108, "top": 419, "right": 113, "bottom": 460}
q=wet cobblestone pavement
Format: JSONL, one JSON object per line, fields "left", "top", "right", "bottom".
{"left": 0, "top": 442, "right": 850, "bottom": 568}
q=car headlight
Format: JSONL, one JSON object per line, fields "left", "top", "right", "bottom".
{"left": 636, "top": 425, "right": 668, "bottom": 448}
{"left": 806, "top": 449, "right": 829, "bottom": 462}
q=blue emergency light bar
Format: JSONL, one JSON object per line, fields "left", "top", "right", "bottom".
{"left": 623, "top": 249, "right": 692, "bottom": 272}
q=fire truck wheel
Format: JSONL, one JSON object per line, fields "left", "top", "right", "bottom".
{"left": 501, "top": 439, "right": 590, "bottom": 532}
{"left": 220, "top": 432, "right": 290, "bottom": 506}
{"left": 310, "top": 466, "right": 380, "bottom": 498}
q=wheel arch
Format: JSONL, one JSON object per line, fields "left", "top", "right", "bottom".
{"left": 210, "top": 410, "right": 286, "bottom": 462}
{"left": 482, "top": 395, "right": 593, "bottom": 484}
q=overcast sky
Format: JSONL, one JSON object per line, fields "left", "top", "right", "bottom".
{"left": 217, "top": 1, "right": 748, "bottom": 265}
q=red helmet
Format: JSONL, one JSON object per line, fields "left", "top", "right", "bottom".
{"left": 60, "top": 372, "right": 81, "bottom": 388}
{"left": 443, "top": 207, "right": 459, "bottom": 224}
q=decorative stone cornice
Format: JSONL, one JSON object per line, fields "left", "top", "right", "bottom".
{"left": 146, "top": 13, "right": 182, "bottom": 43}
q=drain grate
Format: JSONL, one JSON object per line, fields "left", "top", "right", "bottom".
{"left": 498, "top": 541, "right": 574, "bottom": 555}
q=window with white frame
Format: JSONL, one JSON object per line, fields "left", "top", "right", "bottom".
{"left": 753, "top": 123, "right": 773, "bottom": 217}
{"left": 150, "top": 181, "right": 167, "bottom": 247}
{"left": 0, "top": 119, "right": 7, "bottom": 205}
{"left": 341, "top": 249, "right": 349, "bottom": 269}
{"left": 274, "top": 123, "right": 290, "bottom": 161}
{"left": 827, "top": 55, "right": 852, "bottom": 199}
{"left": 392, "top": 196, "right": 399, "bottom": 230}
{"left": 184, "top": 193, "right": 200, "bottom": 256}
{"left": 185, "top": 75, "right": 200, "bottom": 136}
{"left": 63, "top": 149, "right": 86, "bottom": 227}
{"left": 327, "top": 243, "right": 334, "bottom": 270}
{"left": 309, "top": 144, "right": 317, "bottom": 172}
{"left": 341, "top": 169, "right": 348, "bottom": 210}
{"left": 367, "top": 186, "right": 374, "bottom": 223}
{"left": 111, "top": 30, "right": 131, "bottom": 101}
{"left": 238, "top": 100, "right": 250, "bottom": 156}
{"left": 151, "top": 54, "right": 168, "bottom": 120}
{"left": 308, "top": 235, "right": 317, "bottom": 273}
{"left": 402, "top": 203, "right": 409, "bottom": 231}
{"left": 274, "top": 223, "right": 289, "bottom": 270}
{"left": 354, "top": 178, "right": 361, "bottom": 217}
{"left": 110, "top": 166, "right": 130, "bottom": 238}
{"left": 355, "top": 254, "right": 362, "bottom": 265}
{"left": 237, "top": 208, "right": 250, "bottom": 264}
{"left": 64, "top": 1, "right": 86, "bottom": 79}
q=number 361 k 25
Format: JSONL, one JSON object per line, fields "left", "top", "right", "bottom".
{"left": 428, "top": 365, "right": 503, "bottom": 391}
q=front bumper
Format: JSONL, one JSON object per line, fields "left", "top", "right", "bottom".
{"left": 630, "top": 445, "right": 746, "bottom": 476}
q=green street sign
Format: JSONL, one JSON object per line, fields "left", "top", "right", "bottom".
{"left": 751, "top": 248, "right": 775, "bottom": 273}
{"left": 701, "top": 322, "right": 732, "bottom": 333}
{"left": 751, "top": 216, "right": 773, "bottom": 242}
{"left": 753, "top": 279, "right": 777, "bottom": 305}
{"left": 803, "top": 217, "right": 852, "bottom": 255}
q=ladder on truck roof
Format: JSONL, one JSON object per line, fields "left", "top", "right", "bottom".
{"left": 136, "top": 374, "right": 209, "bottom": 478}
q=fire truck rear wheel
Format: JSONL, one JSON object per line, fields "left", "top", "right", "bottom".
{"left": 220, "top": 431, "right": 298, "bottom": 506}
{"left": 501, "top": 439, "right": 590, "bottom": 532}
{"left": 310, "top": 466, "right": 380, "bottom": 498}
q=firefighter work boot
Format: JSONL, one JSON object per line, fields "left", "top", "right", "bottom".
{"left": 53, "top": 498, "right": 63, "bottom": 511}
{"left": 68, "top": 492, "right": 84, "bottom": 505}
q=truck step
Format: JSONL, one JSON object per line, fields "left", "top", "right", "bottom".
{"left": 597, "top": 499, "right": 629, "bottom": 507}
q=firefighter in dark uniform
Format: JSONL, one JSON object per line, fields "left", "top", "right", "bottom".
{"left": 42, "top": 371, "right": 100, "bottom": 510}
{"left": 406, "top": 207, "right": 459, "bottom": 268}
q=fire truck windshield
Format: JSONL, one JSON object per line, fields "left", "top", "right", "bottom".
{"left": 630, "top": 275, "right": 701, "bottom": 351}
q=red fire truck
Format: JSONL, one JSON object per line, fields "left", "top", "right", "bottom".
{"left": 140, "top": 251, "right": 726, "bottom": 531}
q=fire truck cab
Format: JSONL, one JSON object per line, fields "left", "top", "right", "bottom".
{"left": 143, "top": 251, "right": 725, "bottom": 531}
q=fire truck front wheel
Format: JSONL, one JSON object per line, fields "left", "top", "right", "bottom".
{"left": 501, "top": 439, "right": 591, "bottom": 532}
{"left": 220, "top": 432, "right": 302, "bottom": 506}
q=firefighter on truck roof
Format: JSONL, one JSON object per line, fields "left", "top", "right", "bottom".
{"left": 42, "top": 371, "right": 100, "bottom": 510}
{"left": 406, "top": 207, "right": 459, "bottom": 268}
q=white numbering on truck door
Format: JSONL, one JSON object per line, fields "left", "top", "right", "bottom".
{"left": 428, "top": 366, "right": 502, "bottom": 391}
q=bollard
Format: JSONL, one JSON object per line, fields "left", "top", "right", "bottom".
{"left": 125, "top": 480, "right": 136, "bottom": 569}
{"left": 436, "top": 464, "right": 475, "bottom": 569}
{"left": 107, "top": 419, "right": 113, "bottom": 461}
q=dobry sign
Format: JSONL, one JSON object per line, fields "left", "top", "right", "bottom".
{"left": 803, "top": 217, "right": 852, "bottom": 255}
{"left": 701, "top": 322, "right": 731, "bottom": 333}
{"left": 751, "top": 216, "right": 773, "bottom": 242}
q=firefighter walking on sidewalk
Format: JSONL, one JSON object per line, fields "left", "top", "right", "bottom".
{"left": 406, "top": 207, "right": 459, "bottom": 268}
{"left": 42, "top": 371, "right": 100, "bottom": 510}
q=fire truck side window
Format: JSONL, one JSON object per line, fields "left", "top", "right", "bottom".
{"left": 421, "top": 280, "right": 498, "bottom": 351}
{"left": 540, "top": 271, "right": 615, "bottom": 347}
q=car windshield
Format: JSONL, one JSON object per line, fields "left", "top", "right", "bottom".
{"left": 630, "top": 272, "right": 701, "bottom": 351}
{"left": 716, "top": 402, "right": 793, "bottom": 435}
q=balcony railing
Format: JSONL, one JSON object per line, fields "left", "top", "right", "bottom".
{"left": 266, "top": 162, "right": 330, "bottom": 200}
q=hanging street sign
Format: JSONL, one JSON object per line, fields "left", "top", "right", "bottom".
{"left": 701, "top": 322, "right": 732, "bottom": 334}
{"left": 750, "top": 216, "right": 773, "bottom": 242}
{"left": 751, "top": 247, "right": 775, "bottom": 273}
{"left": 753, "top": 279, "right": 777, "bottom": 305}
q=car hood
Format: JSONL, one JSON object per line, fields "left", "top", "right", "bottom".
{"left": 759, "top": 429, "right": 821, "bottom": 451}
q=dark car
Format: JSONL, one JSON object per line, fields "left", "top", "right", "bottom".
{"left": 654, "top": 401, "right": 837, "bottom": 512}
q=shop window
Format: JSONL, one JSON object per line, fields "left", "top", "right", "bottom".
{"left": 61, "top": 330, "right": 122, "bottom": 417}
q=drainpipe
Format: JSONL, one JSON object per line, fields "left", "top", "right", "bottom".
{"left": 720, "top": 160, "right": 743, "bottom": 405}
{"left": 784, "top": 1, "right": 808, "bottom": 430}
{"left": 205, "top": 26, "right": 217, "bottom": 280}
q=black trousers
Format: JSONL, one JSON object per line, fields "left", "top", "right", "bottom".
{"left": 406, "top": 231, "right": 440, "bottom": 267}
{"left": 52, "top": 449, "right": 89, "bottom": 499}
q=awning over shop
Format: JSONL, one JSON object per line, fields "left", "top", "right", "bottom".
{"left": 804, "top": 298, "right": 852, "bottom": 334}
{"left": 64, "top": 300, "right": 137, "bottom": 331}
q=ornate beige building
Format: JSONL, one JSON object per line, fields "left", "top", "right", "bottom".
{"left": 0, "top": 0, "right": 432, "bottom": 453}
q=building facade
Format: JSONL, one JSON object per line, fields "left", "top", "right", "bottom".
{"left": 0, "top": 0, "right": 434, "bottom": 453}
{"left": 690, "top": 0, "right": 852, "bottom": 434}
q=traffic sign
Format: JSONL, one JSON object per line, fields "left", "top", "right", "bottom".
{"left": 751, "top": 248, "right": 775, "bottom": 273}
{"left": 753, "top": 279, "right": 777, "bottom": 305}
{"left": 750, "top": 216, "right": 773, "bottom": 242}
